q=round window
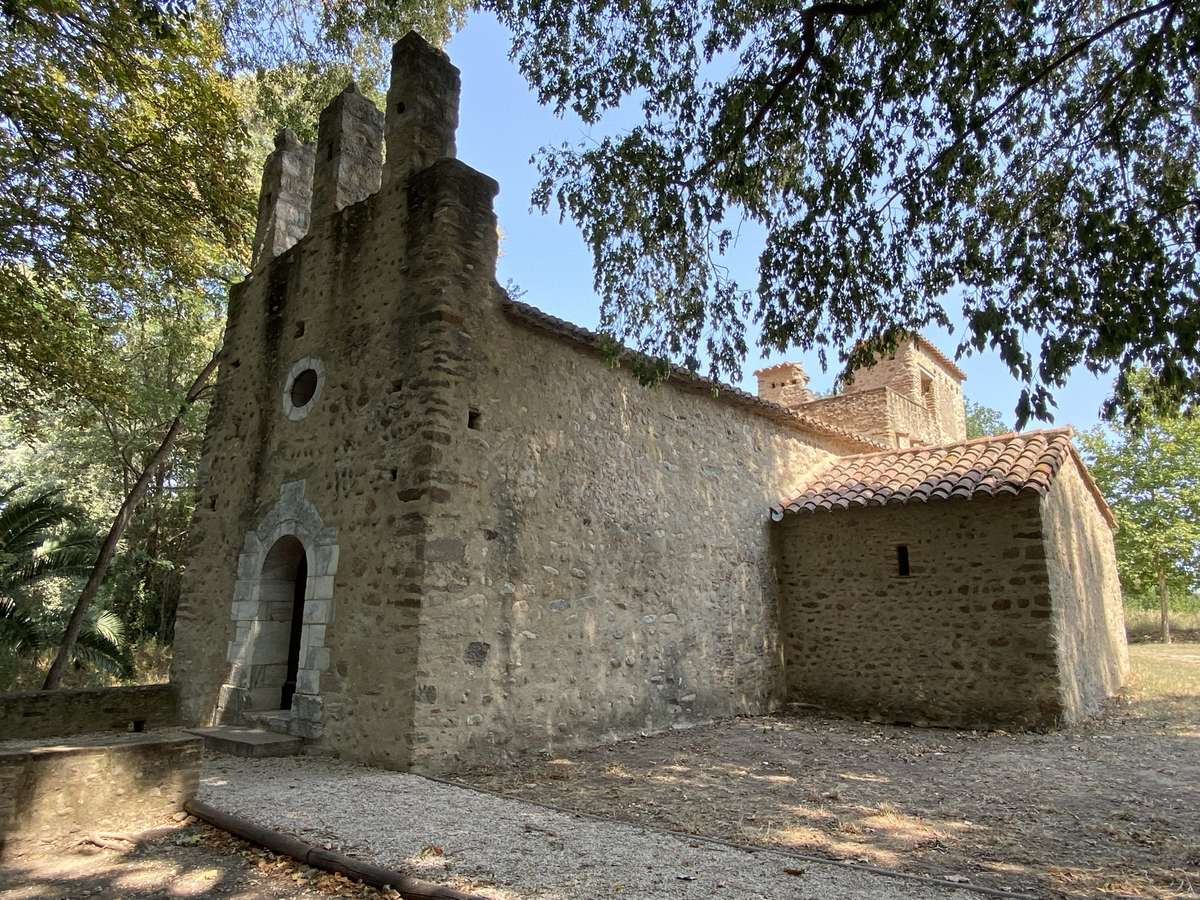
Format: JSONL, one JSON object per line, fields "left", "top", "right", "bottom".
{"left": 290, "top": 369, "right": 318, "bottom": 407}
{"left": 282, "top": 357, "right": 325, "bottom": 421}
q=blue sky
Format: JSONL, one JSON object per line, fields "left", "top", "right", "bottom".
{"left": 445, "top": 12, "right": 1113, "bottom": 431}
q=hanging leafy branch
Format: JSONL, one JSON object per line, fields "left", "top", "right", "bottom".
{"left": 494, "top": 0, "right": 1199, "bottom": 425}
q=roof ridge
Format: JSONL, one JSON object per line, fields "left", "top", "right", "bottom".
{"left": 832, "top": 426, "right": 1075, "bottom": 462}
{"left": 771, "top": 424, "right": 1114, "bottom": 528}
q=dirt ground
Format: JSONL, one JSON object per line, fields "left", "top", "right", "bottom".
{"left": 455, "top": 643, "right": 1200, "bottom": 899}
{"left": 0, "top": 818, "right": 399, "bottom": 899}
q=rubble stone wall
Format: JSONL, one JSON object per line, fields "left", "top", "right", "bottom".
{"left": 0, "top": 731, "right": 199, "bottom": 854}
{"left": 775, "top": 494, "right": 1066, "bottom": 729}
{"left": 0, "top": 685, "right": 176, "bottom": 741}
{"left": 1041, "top": 459, "right": 1129, "bottom": 721}
{"left": 839, "top": 341, "right": 965, "bottom": 445}
{"left": 403, "top": 298, "right": 863, "bottom": 772}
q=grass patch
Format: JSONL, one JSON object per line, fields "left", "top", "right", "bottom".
{"left": 1126, "top": 642, "right": 1200, "bottom": 724}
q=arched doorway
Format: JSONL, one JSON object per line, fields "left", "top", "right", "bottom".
{"left": 218, "top": 480, "right": 338, "bottom": 733}
{"left": 257, "top": 535, "right": 307, "bottom": 711}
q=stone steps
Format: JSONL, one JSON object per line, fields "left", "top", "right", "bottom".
{"left": 185, "top": 726, "right": 303, "bottom": 758}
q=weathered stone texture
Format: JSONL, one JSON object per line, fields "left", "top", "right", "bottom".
{"left": 251, "top": 129, "right": 316, "bottom": 270}
{"left": 795, "top": 388, "right": 894, "bottom": 447}
{"left": 776, "top": 495, "right": 1065, "bottom": 729}
{"left": 0, "top": 731, "right": 199, "bottom": 855}
{"left": 385, "top": 32, "right": 460, "bottom": 185}
{"left": 755, "top": 363, "right": 814, "bottom": 408}
{"left": 396, "top": 287, "right": 864, "bottom": 769}
{"left": 1042, "top": 459, "right": 1129, "bottom": 721}
{"left": 174, "top": 173, "right": 433, "bottom": 770}
{"left": 816, "top": 339, "right": 966, "bottom": 447}
{"left": 0, "top": 684, "right": 176, "bottom": 741}
{"left": 311, "top": 85, "right": 384, "bottom": 223}
{"left": 175, "top": 32, "right": 1126, "bottom": 776}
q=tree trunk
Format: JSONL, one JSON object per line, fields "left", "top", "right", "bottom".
{"left": 1157, "top": 564, "right": 1171, "bottom": 645}
{"left": 41, "top": 350, "right": 220, "bottom": 690}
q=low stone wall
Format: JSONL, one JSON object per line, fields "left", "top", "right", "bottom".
{"left": 0, "top": 684, "right": 177, "bottom": 741}
{"left": 0, "top": 730, "right": 200, "bottom": 855}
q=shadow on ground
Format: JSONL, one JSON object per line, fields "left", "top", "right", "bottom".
{"left": 0, "top": 821, "right": 388, "bottom": 899}
{"left": 455, "top": 643, "right": 1200, "bottom": 899}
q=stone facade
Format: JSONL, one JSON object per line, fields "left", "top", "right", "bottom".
{"left": 0, "top": 684, "right": 176, "bottom": 741}
{"left": 173, "top": 34, "right": 1127, "bottom": 773}
{"left": 0, "top": 731, "right": 199, "bottom": 855}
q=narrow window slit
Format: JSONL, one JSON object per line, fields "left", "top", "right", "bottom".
{"left": 467, "top": 407, "right": 482, "bottom": 430}
{"left": 897, "top": 545, "right": 911, "bottom": 577}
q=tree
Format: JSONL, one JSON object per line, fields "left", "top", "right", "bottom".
{"left": 0, "top": 486, "right": 130, "bottom": 684}
{"left": 1081, "top": 393, "right": 1200, "bottom": 643}
{"left": 2, "top": 1, "right": 470, "bottom": 683}
{"left": 41, "top": 348, "right": 219, "bottom": 690}
{"left": 0, "top": 1, "right": 253, "bottom": 419}
{"left": 1, "top": 0, "right": 470, "bottom": 423}
{"left": 493, "top": 0, "right": 1199, "bottom": 425}
{"left": 965, "top": 400, "right": 1010, "bottom": 438}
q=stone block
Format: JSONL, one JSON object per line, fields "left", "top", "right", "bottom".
{"left": 385, "top": 31, "right": 460, "bottom": 185}
{"left": 302, "top": 599, "right": 332, "bottom": 624}
{"left": 250, "top": 129, "right": 315, "bottom": 269}
{"left": 296, "top": 668, "right": 321, "bottom": 695}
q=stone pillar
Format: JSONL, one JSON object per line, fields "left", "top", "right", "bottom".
{"left": 385, "top": 31, "right": 460, "bottom": 185}
{"left": 311, "top": 83, "right": 384, "bottom": 222}
{"left": 250, "top": 129, "right": 315, "bottom": 270}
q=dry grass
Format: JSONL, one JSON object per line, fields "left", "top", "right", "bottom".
{"left": 1125, "top": 606, "right": 1200, "bottom": 643}
{"left": 1127, "top": 641, "right": 1200, "bottom": 722}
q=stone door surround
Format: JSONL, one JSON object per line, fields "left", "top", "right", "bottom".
{"left": 217, "top": 481, "right": 338, "bottom": 738}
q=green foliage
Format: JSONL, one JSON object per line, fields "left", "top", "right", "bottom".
{"left": 0, "top": 1, "right": 254, "bottom": 417}
{"left": 1, "top": 0, "right": 471, "bottom": 662}
{"left": 495, "top": 0, "right": 1199, "bottom": 424}
{"left": 1080, "top": 377, "right": 1200, "bottom": 602}
{"left": 964, "top": 399, "right": 1010, "bottom": 438}
{"left": 0, "top": 484, "right": 132, "bottom": 687}
{"left": 1, "top": 0, "right": 470, "bottom": 423}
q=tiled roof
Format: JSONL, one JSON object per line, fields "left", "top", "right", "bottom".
{"left": 501, "top": 297, "right": 887, "bottom": 452}
{"left": 772, "top": 428, "right": 1115, "bottom": 526}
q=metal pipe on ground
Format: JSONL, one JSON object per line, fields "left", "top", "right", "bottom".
{"left": 185, "top": 799, "right": 485, "bottom": 900}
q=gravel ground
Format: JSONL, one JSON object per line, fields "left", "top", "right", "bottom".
{"left": 200, "top": 755, "right": 991, "bottom": 900}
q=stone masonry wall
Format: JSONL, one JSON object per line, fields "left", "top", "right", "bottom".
{"left": 0, "top": 731, "right": 199, "bottom": 855}
{"left": 1041, "top": 458, "right": 1128, "bottom": 721}
{"left": 173, "top": 170, "right": 447, "bottom": 768}
{"left": 775, "top": 494, "right": 1065, "bottom": 729}
{"left": 0, "top": 684, "right": 176, "bottom": 741}
{"left": 797, "top": 389, "right": 894, "bottom": 446}
{"left": 174, "top": 37, "right": 495, "bottom": 770}
{"left": 402, "top": 296, "right": 863, "bottom": 772}
{"left": 839, "top": 341, "right": 965, "bottom": 445}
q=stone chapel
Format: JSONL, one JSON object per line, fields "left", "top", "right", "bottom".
{"left": 172, "top": 33, "right": 1129, "bottom": 773}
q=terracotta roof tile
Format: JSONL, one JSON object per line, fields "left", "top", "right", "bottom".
{"left": 773, "top": 428, "right": 1115, "bottom": 526}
